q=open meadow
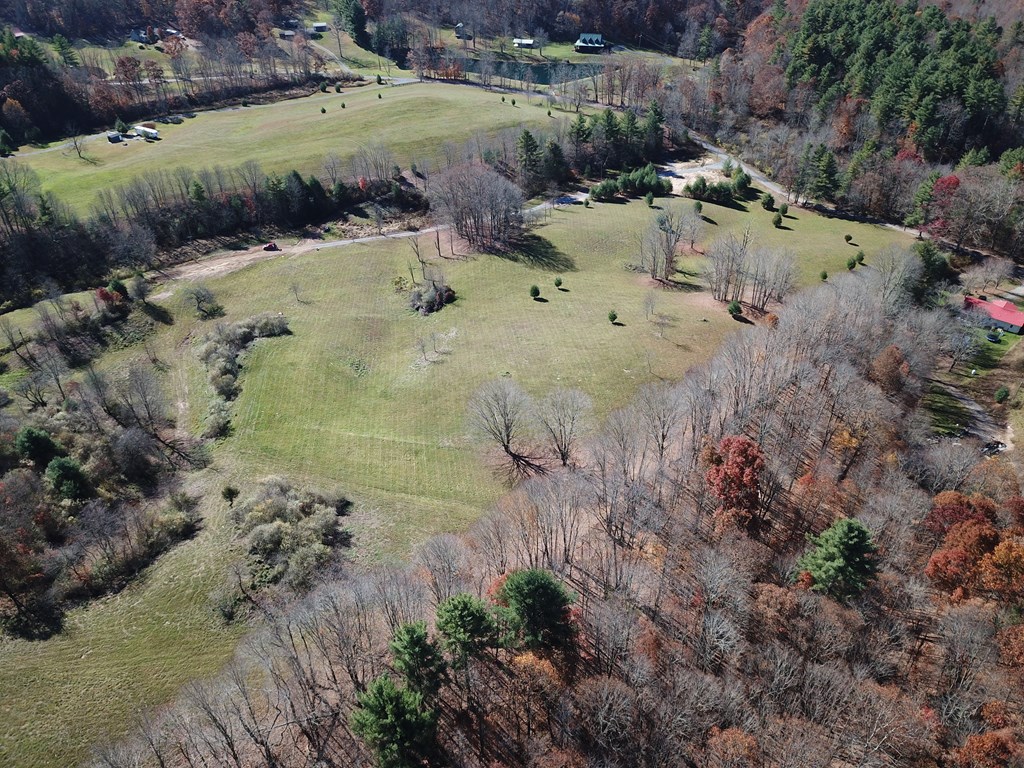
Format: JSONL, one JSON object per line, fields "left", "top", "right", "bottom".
{"left": 21, "top": 82, "right": 566, "bottom": 213}
{"left": 0, "top": 111, "right": 916, "bottom": 766}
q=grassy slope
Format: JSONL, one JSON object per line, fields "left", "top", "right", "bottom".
{"left": 0, "top": 173, "right": 914, "bottom": 766}
{"left": 23, "top": 83, "right": 565, "bottom": 214}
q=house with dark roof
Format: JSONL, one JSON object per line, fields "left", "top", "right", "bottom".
{"left": 964, "top": 296, "right": 1024, "bottom": 334}
{"left": 574, "top": 33, "right": 606, "bottom": 53}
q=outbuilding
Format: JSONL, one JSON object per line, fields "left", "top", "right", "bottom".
{"left": 965, "top": 296, "right": 1024, "bottom": 334}
{"left": 513, "top": 38, "right": 534, "bottom": 49}
{"left": 312, "top": 21, "right": 328, "bottom": 32}
{"left": 574, "top": 33, "right": 606, "bottom": 53}
{"left": 279, "top": 29, "right": 296, "bottom": 40}
{"left": 133, "top": 125, "right": 159, "bottom": 140}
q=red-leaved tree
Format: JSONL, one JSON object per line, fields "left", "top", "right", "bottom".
{"left": 705, "top": 436, "right": 765, "bottom": 532}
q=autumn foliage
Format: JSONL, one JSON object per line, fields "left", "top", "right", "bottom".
{"left": 704, "top": 435, "right": 765, "bottom": 531}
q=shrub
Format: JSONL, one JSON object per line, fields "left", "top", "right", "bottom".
{"left": 760, "top": 192, "right": 775, "bottom": 210}
{"left": 203, "top": 400, "right": 232, "bottom": 438}
{"left": 847, "top": 256, "right": 857, "bottom": 270}
{"left": 554, "top": 277, "right": 563, "bottom": 288}
{"left": 409, "top": 280, "right": 456, "bottom": 315}
{"left": 335, "top": 83, "right": 342, "bottom": 93}
{"left": 376, "top": 74, "right": 383, "bottom": 84}
{"left": 590, "top": 179, "right": 619, "bottom": 201}
{"left": 321, "top": 106, "right": 326, "bottom": 114}
{"left": 547, "top": 109, "right": 551, "bottom": 116}
{"left": 15, "top": 426, "right": 63, "bottom": 467}
{"left": 693, "top": 200, "right": 703, "bottom": 215}
{"left": 45, "top": 457, "right": 91, "bottom": 501}
{"left": 107, "top": 278, "right": 128, "bottom": 299}
{"left": 844, "top": 234, "right": 853, "bottom": 243}
{"left": 608, "top": 309, "right": 618, "bottom": 323}
{"left": 530, "top": 285, "right": 540, "bottom": 299}
{"left": 731, "top": 171, "right": 751, "bottom": 196}
{"left": 645, "top": 191, "right": 654, "bottom": 207}
{"left": 319, "top": 81, "right": 327, "bottom": 92}
{"left": 727, "top": 300, "right": 742, "bottom": 316}
{"left": 772, "top": 212, "right": 783, "bottom": 228}
{"left": 856, "top": 250, "right": 865, "bottom": 264}
{"left": 377, "top": 93, "right": 382, "bottom": 99}
{"left": 820, "top": 270, "right": 828, "bottom": 281}
{"left": 721, "top": 158, "right": 734, "bottom": 177}
{"left": 511, "top": 98, "right": 516, "bottom": 106}
{"left": 341, "top": 102, "right": 346, "bottom": 108}
{"left": 778, "top": 202, "right": 789, "bottom": 216}
{"left": 996, "top": 386, "right": 1010, "bottom": 404}
{"left": 501, "top": 96, "right": 506, "bottom": 102}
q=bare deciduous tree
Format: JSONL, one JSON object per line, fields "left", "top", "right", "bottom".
{"left": 469, "top": 379, "right": 545, "bottom": 479}
{"left": 535, "top": 387, "right": 591, "bottom": 467}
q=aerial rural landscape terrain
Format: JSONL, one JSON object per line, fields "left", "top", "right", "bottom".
{"left": 1, "top": 0, "right": 1024, "bottom": 766}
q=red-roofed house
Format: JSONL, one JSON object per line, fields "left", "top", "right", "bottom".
{"left": 964, "top": 296, "right": 1024, "bottom": 334}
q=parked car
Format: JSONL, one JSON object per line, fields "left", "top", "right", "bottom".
{"left": 986, "top": 331, "right": 1001, "bottom": 342}
{"left": 263, "top": 242, "right": 279, "bottom": 251}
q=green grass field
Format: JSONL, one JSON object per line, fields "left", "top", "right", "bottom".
{"left": 0, "top": 117, "right": 919, "bottom": 765}
{"left": 21, "top": 83, "right": 569, "bottom": 213}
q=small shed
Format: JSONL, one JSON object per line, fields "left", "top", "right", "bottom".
{"left": 279, "top": 29, "right": 296, "bottom": 40}
{"left": 965, "top": 296, "right": 1024, "bottom": 334}
{"left": 107, "top": 132, "right": 122, "bottom": 143}
{"left": 454, "top": 23, "right": 472, "bottom": 40}
{"left": 574, "top": 33, "right": 606, "bottom": 53}
{"left": 513, "top": 38, "right": 534, "bottom": 49}
{"left": 312, "top": 21, "right": 328, "bottom": 32}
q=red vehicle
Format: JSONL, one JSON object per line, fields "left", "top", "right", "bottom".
{"left": 263, "top": 242, "right": 279, "bottom": 251}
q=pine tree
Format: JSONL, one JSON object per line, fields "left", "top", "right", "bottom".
{"left": 435, "top": 593, "right": 496, "bottom": 669}
{"left": 641, "top": 100, "right": 665, "bottom": 159}
{"left": 567, "top": 112, "right": 591, "bottom": 168}
{"left": 51, "top": 34, "right": 79, "bottom": 67}
{"left": 335, "top": 0, "right": 370, "bottom": 49}
{"left": 516, "top": 129, "right": 542, "bottom": 192}
{"left": 350, "top": 676, "right": 437, "bottom": 768}
{"left": 904, "top": 171, "right": 940, "bottom": 229}
{"left": 390, "top": 622, "right": 447, "bottom": 701}
{"left": 542, "top": 140, "right": 568, "bottom": 184}
{"left": 797, "top": 518, "right": 878, "bottom": 599}
{"left": 496, "top": 569, "right": 575, "bottom": 652}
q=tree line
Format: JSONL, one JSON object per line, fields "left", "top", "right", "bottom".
{"left": 89, "top": 246, "right": 1024, "bottom": 767}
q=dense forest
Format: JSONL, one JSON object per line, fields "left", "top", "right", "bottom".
{"left": 89, "top": 249, "right": 1024, "bottom": 768}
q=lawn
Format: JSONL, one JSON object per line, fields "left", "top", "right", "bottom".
{"left": 19, "top": 82, "right": 568, "bottom": 214}
{"left": 0, "top": 165, "right": 918, "bottom": 766}
{"left": 670, "top": 191, "right": 916, "bottom": 289}
{"left": 0, "top": 197, "right": 735, "bottom": 767}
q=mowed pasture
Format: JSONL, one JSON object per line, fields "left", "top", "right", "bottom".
{"left": 21, "top": 82, "right": 565, "bottom": 213}
{"left": 0, "top": 161, "right": 916, "bottom": 766}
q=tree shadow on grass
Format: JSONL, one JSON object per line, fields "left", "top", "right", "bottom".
{"left": 140, "top": 300, "right": 174, "bottom": 325}
{"left": 775, "top": 225, "right": 794, "bottom": 231}
{"left": 611, "top": 321, "right": 625, "bottom": 326}
{"left": 502, "top": 234, "right": 577, "bottom": 272}
{"left": 533, "top": 297, "right": 549, "bottom": 303}
{"left": 732, "top": 314, "right": 754, "bottom": 324}
{"left": 700, "top": 215, "right": 718, "bottom": 225}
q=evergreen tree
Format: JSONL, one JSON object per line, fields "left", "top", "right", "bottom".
{"left": 435, "top": 593, "right": 496, "bottom": 668}
{"left": 806, "top": 145, "right": 839, "bottom": 202}
{"left": 567, "top": 112, "right": 591, "bottom": 168}
{"left": 641, "top": 100, "right": 665, "bottom": 159}
{"left": 350, "top": 676, "right": 436, "bottom": 768}
{"left": 389, "top": 622, "right": 447, "bottom": 701}
{"left": 542, "top": 140, "right": 569, "bottom": 184}
{"left": 904, "top": 171, "right": 940, "bottom": 229}
{"left": 516, "top": 129, "right": 542, "bottom": 192}
{"left": 797, "top": 518, "right": 878, "bottom": 599}
{"left": 51, "top": 34, "right": 79, "bottom": 67}
{"left": 496, "top": 568, "right": 575, "bottom": 652}
{"left": 697, "top": 24, "right": 713, "bottom": 63}
{"left": 335, "top": 0, "right": 370, "bottom": 49}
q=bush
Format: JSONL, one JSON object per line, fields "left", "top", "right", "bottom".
{"left": 760, "top": 192, "right": 775, "bottom": 210}
{"left": 376, "top": 74, "right": 383, "bottom": 84}
{"left": 847, "top": 256, "right": 857, "bottom": 270}
{"left": 645, "top": 191, "right": 654, "bottom": 207}
{"left": 731, "top": 171, "right": 751, "bottom": 196}
{"left": 778, "top": 202, "right": 789, "bottom": 216}
{"left": 995, "top": 386, "right": 1010, "bottom": 404}
{"left": 856, "top": 250, "right": 865, "bottom": 264}
{"left": 319, "top": 82, "right": 328, "bottom": 92}
{"left": 721, "top": 158, "right": 734, "bottom": 177}
{"left": 15, "top": 426, "right": 63, "bottom": 467}
{"left": 820, "top": 270, "right": 828, "bottom": 282}
{"left": 321, "top": 107, "right": 326, "bottom": 114}
{"left": 511, "top": 98, "right": 516, "bottom": 106}
{"left": 844, "top": 234, "right": 853, "bottom": 243}
{"left": 409, "top": 280, "right": 456, "bottom": 315}
{"left": 608, "top": 309, "right": 618, "bottom": 323}
{"left": 590, "top": 179, "right": 619, "bottom": 202}
{"left": 772, "top": 212, "right": 783, "bottom": 228}
{"left": 45, "top": 457, "right": 91, "bottom": 500}
{"left": 335, "top": 83, "right": 343, "bottom": 93}
{"left": 727, "top": 300, "right": 742, "bottom": 316}
{"left": 530, "top": 285, "right": 541, "bottom": 299}
{"left": 554, "top": 277, "right": 563, "bottom": 288}
{"left": 693, "top": 200, "right": 703, "bottom": 215}
{"left": 203, "top": 400, "right": 232, "bottom": 438}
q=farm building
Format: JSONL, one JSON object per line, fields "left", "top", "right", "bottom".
{"left": 313, "top": 22, "right": 328, "bottom": 32}
{"left": 574, "top": 33, "right": 606, "bottom": 53}
{"left": 964, "top": 296, "right": 1024, "bottom": 334}
{"left": 279, "top": 29, "right": 296, "bottom": 40}
{"left": 513, "top": 38, "right": 534, "bottom": 48}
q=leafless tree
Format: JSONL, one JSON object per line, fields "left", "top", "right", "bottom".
{"left": 322, "top": 153, "right": 343, "bottom": 186}
{"left": 416, "top": 534, "right": 468, "bottom": 605}
{"left": 432, "top": 164, "right": 525, "bottom": 249}
{"left": 705, "top": 229, "right": 753, "bottom": 302}
{"left": 534, "top": 387, "right": 591, "bottom": 467}
{"left": 469, "top": 379, "right": 545, "bottom": 479}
